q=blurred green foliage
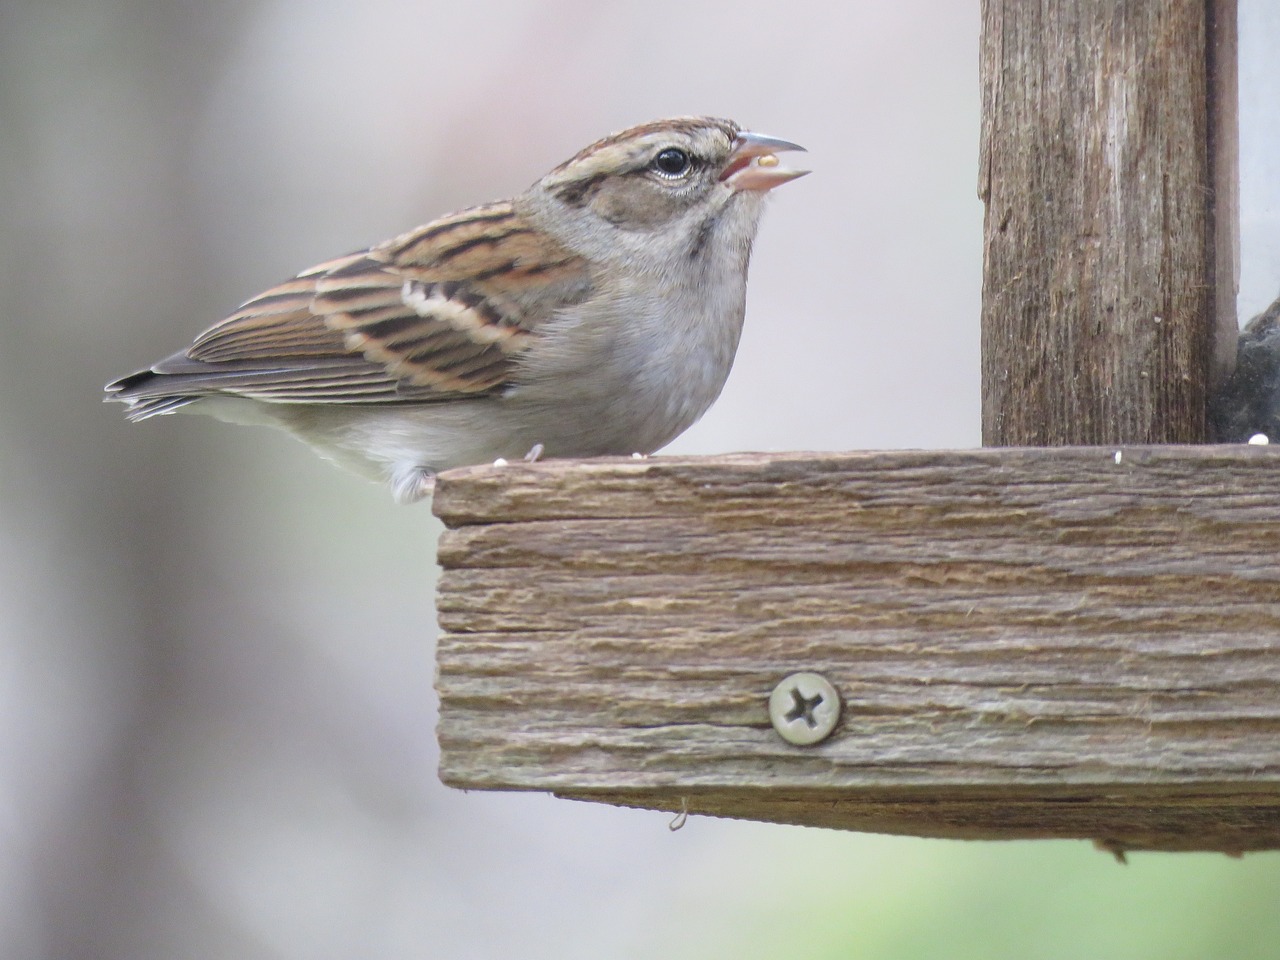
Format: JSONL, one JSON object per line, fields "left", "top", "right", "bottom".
{"left": 683, "top": 831, "right": 1280, "bottom": 960}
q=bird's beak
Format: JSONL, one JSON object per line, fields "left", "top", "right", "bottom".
{"left": 719, "top": 131, "right": 809, "bottom": 192}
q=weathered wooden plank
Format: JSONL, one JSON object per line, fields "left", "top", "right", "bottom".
{"left": 434, "top": 449, "right": 1280, "bottom": 852}
{"left": 978, "top": 0, "right": 1238, "bottom": 444}
{"left": 559, "top": 789, "right": 1280, "bottom": 856}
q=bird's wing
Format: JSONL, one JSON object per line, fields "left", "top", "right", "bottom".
{"left": 108, "top": 202, "right": 593, "bottom": 410}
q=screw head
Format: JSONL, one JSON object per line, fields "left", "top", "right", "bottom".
{"left": 768, "top": 672, "right": 841, "bottom": 745}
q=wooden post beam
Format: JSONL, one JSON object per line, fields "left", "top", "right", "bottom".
{"left": 434, "top": 450, "right": 1280, "bottom": 854}
{"left": 979, "top": 0, "right": 1239, "bottom": 445}
{"left": 431, "top": 2, "right": 1259, "bottom": 855}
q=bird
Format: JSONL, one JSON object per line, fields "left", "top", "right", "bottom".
{"left": 105, "top": 116, "right": 807, "bottom": 503}
{"left": 1210, "top": 292, "right": 1280, "bottom": 443}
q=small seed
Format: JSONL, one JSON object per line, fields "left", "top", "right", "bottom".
{"left": 756, "top": 153, "right": 780, "bottom": 168}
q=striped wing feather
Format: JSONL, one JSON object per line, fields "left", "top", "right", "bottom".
{"left": 112, "top": 202, "right": 593, "bottom": 409}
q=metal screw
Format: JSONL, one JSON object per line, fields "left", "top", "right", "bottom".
{"left": 768, "top": 672, "right": 841, "bottom": 745}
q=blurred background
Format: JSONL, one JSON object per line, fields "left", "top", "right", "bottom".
{"left": 2, "top": 1, "right": 1278, "bottom": 958}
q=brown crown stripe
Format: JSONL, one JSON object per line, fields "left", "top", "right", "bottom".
{"left": 550, "top": 117, "right": 738, "bottom": 172}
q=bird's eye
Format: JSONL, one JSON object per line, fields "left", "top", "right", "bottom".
{"left": 651, "top": 148, "right": 692, "bottom": 178}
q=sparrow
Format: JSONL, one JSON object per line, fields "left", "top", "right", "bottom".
{"left": 105, "top": 116, "right": 807, "bottom": 503}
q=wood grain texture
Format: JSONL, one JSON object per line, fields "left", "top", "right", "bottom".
{"left": 434, "top": 449, "right": 1280, "bottom": 852}
{"left": 979, "top": 0, "right": 1237, "bottom": 445}
{"left": 1208, "top": 0, "right": 1240, "bottom": 389}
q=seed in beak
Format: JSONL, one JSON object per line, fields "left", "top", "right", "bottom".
{"left": 757, "top": 154, "right": 780, "bottom": 168}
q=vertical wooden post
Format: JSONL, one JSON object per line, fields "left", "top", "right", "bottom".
{"left": 1207, "top": 0, "right": 1240, "bottom": 390}
{"left": 979, "top": 0, "right": 1239, "bottom": 446}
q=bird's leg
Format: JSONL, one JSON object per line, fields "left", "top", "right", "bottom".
{"left": 390, "top": 464, "right": 436, "bottom": 505}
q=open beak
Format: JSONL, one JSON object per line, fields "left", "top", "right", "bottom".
{"left": 719, "top": 131, "right": 809, "bottom": 192}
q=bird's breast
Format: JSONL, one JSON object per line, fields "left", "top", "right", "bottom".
{"left": 508, "top": 272, "right": 749, "bottom": 456}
